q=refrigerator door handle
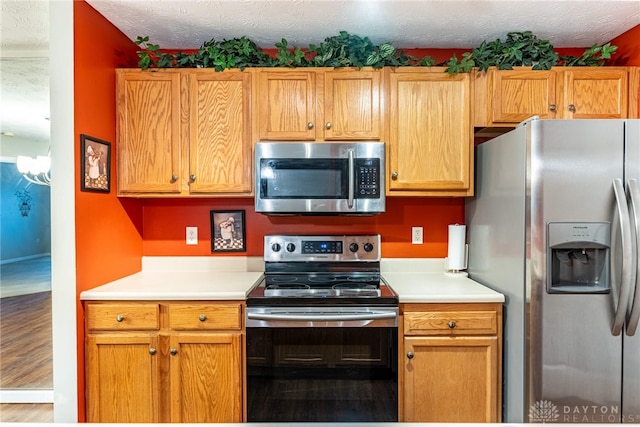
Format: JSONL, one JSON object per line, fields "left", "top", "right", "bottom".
{"left": 612, "top": 178, "right": 635, "bottom": 336}
{"left": 625, "top": 178, "right": 640, "bottom": 336}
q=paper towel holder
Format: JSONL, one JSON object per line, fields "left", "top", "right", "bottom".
{"left": 444, "top": 244, "right": 469, "bottom": 277}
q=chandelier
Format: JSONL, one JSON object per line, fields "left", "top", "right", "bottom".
{"left": 16, "top": 155, "right": 51, "bottom": 186}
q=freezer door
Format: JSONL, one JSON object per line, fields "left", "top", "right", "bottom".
{"left": 530, "top": 119, "right": 625, "bottom": 423}
{"left": 623, "top": 119, "right": 640, "bottom": 423}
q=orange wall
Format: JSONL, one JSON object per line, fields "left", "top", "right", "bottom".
{"left": 74, "top": 0, "right": 140, "bottom": 420}
{"left": 608, "top": 24, "right": 640, "bottom": 66}
{"left": 142, "top": 197, "right": 464, "bottom": 258}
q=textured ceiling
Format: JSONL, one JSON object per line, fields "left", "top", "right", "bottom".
{"left": 85, "top": 0, "right": 640, "bottom": 50}
{"left": 1, "top": 0, "right": 640, "bottom": 157}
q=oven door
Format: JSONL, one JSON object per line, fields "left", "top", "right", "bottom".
{"left": 245, "top": 306, "right": 398, "bottom": 422}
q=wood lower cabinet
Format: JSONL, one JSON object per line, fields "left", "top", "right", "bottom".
{"left": 116, "top": 69, "right": 252, "bottom": 196}
{"left": 254, "top": 68, "right": 382, "bottom": 141}
{"left": 474, "top": 66, "right": 639, "bottom": 126}
{"left": 400, "top": 303, "right": 503, "bottom": 422}
{"left": 85, "top": 301, "right": 243, "bottom": 423}
{"left": 385, "top": 68, "right": 474, "bottom": 196}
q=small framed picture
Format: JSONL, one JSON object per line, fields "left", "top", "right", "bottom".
{"left": 210, "top": 210, "right": 246, "bottom": 252}
{"left": 80, "top": 134, "right": 111, "bottom": 193}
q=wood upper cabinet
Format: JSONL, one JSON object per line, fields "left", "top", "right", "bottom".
{"left": 116, "top": 69, "right": 252, "bottom": 196}
{"left": 186, "top": 70, "right": 252, "bottom": 194}
{"left": 474, "top": 66, "right": 639, "bottom": 126}
{"left": 116, "top": 69, "right": 181, "bottom": 194}
{"left": 254, "top": 68, "right": 381, "bottom": 141}
{"left": 85, "top": 301, "right": 244, "bottom": 423}
{"left": 400, "top": 303, "right": 502, "bottom": 423}
{"left": 386, "top": 68, "right": 473, "bottom": 197}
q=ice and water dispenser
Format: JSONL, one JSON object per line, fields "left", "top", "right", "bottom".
{"left": 547, "top": 222, "right": 610, "bottom": 293}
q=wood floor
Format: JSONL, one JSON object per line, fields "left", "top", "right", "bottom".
{"left": 1, "top": 256, "right": 54, "bottom": 422}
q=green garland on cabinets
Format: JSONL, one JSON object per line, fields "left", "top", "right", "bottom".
{"left": 135, "top": 30, "right": 617, "bottom": 74}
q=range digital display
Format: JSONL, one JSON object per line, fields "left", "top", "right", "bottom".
{"left": 302, "top": 240, "right": 343, "bottom": 254}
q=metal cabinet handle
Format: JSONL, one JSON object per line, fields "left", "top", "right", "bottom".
{"left": 189, "top": 174, "right": 196, "bottom": 182}
{"left": 568, "top": 104, "right": 576, "bottom": 112}
{"left": 307, "top": 122, "right": 314, "bottom": 130}
{"left": 170, "top": 348, "right": 178, "bottom": 356}
{"left": 116, "top": 314, "right": 125, "bottom": 322}
{"left": 171, "top": 174, "right": 178, "bottom": 182}
{"left": 406, "top": 352, "right": 414, "bottom": 359}
{"left": 391, "top": 172, "right": 398, "bottom": 180}
{"left": 198, "top": 314, "right": 207, "bottom": 322}
{"left": 549, "top": 104, "right": 556, "bottom": 112}
{"left": 149, "top": 348, "right": 157, "bottom": 356}
{"left": 325, "top": 122, "right": 332, "bottom": 130}
{"left": 448, "top": 321, "right": 456, "bottom": 329}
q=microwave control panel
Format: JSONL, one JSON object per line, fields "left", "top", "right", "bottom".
{"left": 357, "top": 159, "right": 380, "bottom": 198}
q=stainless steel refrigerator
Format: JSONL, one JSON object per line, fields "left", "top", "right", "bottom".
{"left": 466, "top": 118, "right": 640, "bottom": 423}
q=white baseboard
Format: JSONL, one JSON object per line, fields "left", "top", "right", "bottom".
{"left": 0, "top": 389, "right": 54, "bottom": 403}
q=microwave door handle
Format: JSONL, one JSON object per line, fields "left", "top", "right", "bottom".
{"left": 348, "top": 150, "right": 355, "bottom": 209}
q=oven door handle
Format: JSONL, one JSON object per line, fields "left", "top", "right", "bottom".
{"left": 247, "top": 311, "right": 396, "bottom": 322}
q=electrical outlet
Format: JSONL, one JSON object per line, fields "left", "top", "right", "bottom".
{"left": 186, "top": 227, "right": 198, "bottom": 245}
{"left": 412, "top": 226, "right": 423, "bottom": 244}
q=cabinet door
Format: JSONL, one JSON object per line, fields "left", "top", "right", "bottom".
{"left": 116, "top": 70, "right": 181, "bottom": 194}
{"left": 187, "top": 71, "right": 252, "bottom": 193}
{"left": 561, "top": 68, "right": 629, "bottom": 119}
{"left": 403, "top": 336, "right": 499, "bottom": 422}
{"left": 169, "top": 333, "right": 242, "bottom": 423}
{"left": 323, "top": 70, "right": 381, "bottom": 140}
{"left": 256, "top": 70, "right": 316, "bottom": 140}
{"left": 490, "top": 68, "right": 557, "bottom": 122}
{"left": 388, "top": 70, "right": 473, "bottom": 195}
{"left": 86, "top": 334, "right": 160, "bottom": 423}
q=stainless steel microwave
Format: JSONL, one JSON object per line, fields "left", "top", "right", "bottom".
{"left": 255, "top": 142, "right": 386, "bottom": 215}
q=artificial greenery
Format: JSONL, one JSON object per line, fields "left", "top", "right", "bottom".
{"left": 135, "top": 31, "right": 616, "bottom": 74}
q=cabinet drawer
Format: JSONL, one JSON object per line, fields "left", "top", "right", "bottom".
{"left": 86, "top": 303, "right": 160, "bottom": 331}
{"left": 404, "top": 310, "right": 497, "bottom": 335}
{"left": 167, "top": 303, "right": 242, "bottom": 330}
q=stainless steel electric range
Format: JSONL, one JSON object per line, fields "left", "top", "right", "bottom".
{"left": 246, "top": 234, "right": 398, "bottom": 422}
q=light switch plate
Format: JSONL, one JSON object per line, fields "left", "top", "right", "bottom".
{"left": 186, "top": 227, "right": 198, "bottom": 245}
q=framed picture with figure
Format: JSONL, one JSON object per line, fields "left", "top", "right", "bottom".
{"left": 80, "top": 134, "right": 111, "bottom": 193}
{"left": 210, "top": 210, "right": 246, "bottom": 252}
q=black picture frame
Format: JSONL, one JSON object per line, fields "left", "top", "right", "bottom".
{"left": 210, "top": 210, "right": 246, "bottom": 252}
{"left": 80, "top": 134, "right": 111, "bottom": 193}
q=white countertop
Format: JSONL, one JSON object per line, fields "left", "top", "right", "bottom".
{"left": 80, "top": 256, "right": 504, "bottom": 303}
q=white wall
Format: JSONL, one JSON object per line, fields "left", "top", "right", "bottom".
{"left": 50, "top": 0, "right": 78, "bottom": 422}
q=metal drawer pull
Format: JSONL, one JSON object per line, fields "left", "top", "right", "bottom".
{"left": 407, "top": 352, "right": 414, "bottom": 359}
{"left": 149, "top": 348, "right": 157, "bottom": 356}
{"left": 116, "top": 314, "right": 125, "bottom": 322}
{"left": 170, "top": 348, "right": 177, "bottom": 356}
{"left": 325, "top": 122, "right": 332, "bottom": 130}
{"left": 549, "top": 104, "right": 556, "bottom": 111}
{"left": 307, "top": 122, "right": 314, "bottom": 129}
{"left": 171, "top": 174, "right": 178, "bottom": 182}
{"left": 199, "top": 314, "right": 207, "bottom": 322}
{"left": 448, "top": 321, "right": 456, "bottom": 329}
{"left": 568, "top": 104, "right": 576, "bottom": 112}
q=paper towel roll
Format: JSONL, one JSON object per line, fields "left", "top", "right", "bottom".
{"left": 447, "top": 224, "right": 467, "bottom": 271}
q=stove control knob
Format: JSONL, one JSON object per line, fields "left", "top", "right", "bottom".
{"left": 364, "top": 243, "right": 374, "bottom": 252}
{"left": 271, "top": 243, "right": 281, "bottom": 252}
{"left": 349, "top": 243, "right": 359, "bottom": 252}
{"left": 286, "top": 243, "right": 296, "bottom": 253}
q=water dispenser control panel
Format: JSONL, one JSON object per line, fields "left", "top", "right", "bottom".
{"left": 547, "top": 222, "right": 610, "bottom": 294}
